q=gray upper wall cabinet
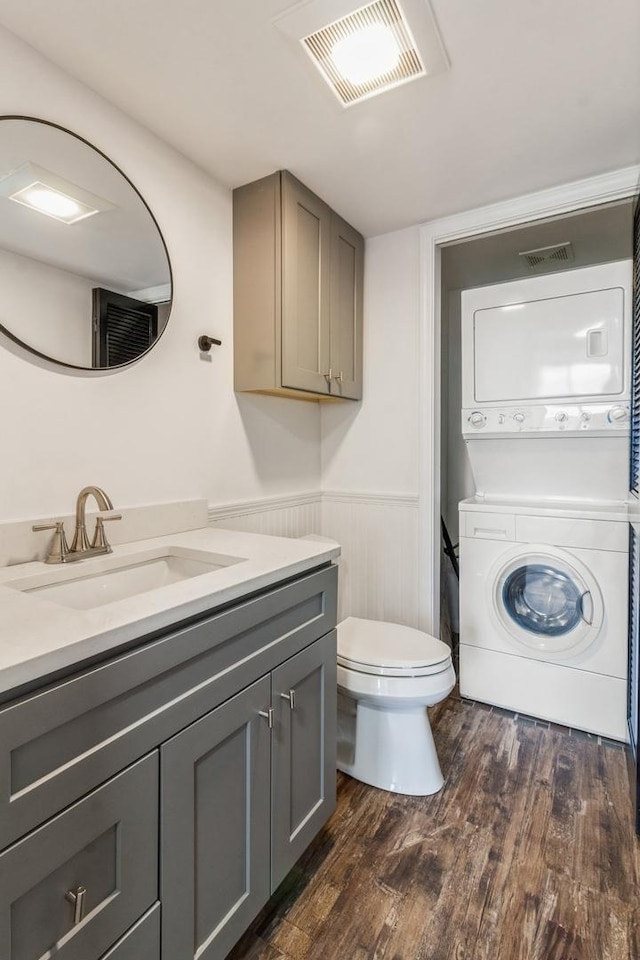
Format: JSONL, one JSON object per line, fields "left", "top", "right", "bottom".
{"left": 233, "top": 171, "right": 363, "bottom": 401}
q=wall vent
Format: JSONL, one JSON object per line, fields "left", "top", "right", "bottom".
{"left": 518, "top": 242, "right": 575, "bottom": 269}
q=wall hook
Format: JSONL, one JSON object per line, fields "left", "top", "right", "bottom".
{"left": 198, "top": 335, "right": 222, "bottom": 351}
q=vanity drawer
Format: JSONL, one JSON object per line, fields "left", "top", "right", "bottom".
{"left": 101, "top": 904, "right": 160, "bottom": 960}
{"left": 0, "top": 564, "right": 337, "bottom": 848}
{"left": 0, "top": 752, "right": 158, "bottom": 960}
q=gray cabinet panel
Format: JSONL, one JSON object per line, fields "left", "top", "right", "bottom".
{"left": 100, "top": 904, "right": 160, "bottom": 960}
{"left": 0, "top": 753, "right": 158, "bottom": 960}
{"left": 234, "top": 170, "right": 363, "bottom": 401}
{"left": 330, "top": 213, "right": 364, "bottom": 400}
{"left": 282, "top": 172, "right": 331, "bottom": 395}
{"left": 0, "top": 565, "right": 337, "bottom": 848}
{"left": 161, "top": 677, "right": 271, "bottom": 960}
{"left": 271, "top": 631, "right": 337, "bottom": 891}
{"left": 233, "top": 172, "right": 282, "bottom": 392}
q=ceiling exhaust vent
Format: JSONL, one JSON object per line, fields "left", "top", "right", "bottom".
{"left": 518, "top": 242, "right": 575, "bottom": 269}
{"left": 301, "top": 0, "right": 425, "bottom": 105}
{"left": 275, "top": 0, "right": 449, "bottom": 107}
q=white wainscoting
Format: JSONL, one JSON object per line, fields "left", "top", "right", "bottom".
{"left": 208, "top": 491, "right": 421, "bottom": 627}
{"left": 321, "top": 492, "right": 420, "bottom": 626}
{"left": 208, "top": 493, "right": 322, "bottom": 538}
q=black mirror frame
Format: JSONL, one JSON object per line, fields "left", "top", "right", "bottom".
{"left": 0, "top": 115, "right": 173, "bottom": 372}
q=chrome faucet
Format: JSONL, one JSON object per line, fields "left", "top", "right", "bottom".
{"left": 33, "top": 486, "right": 122, "bottom": 563}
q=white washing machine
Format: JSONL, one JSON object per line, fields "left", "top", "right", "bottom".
{"left": 459, "top": 498, "right": 628, "bottom": 740}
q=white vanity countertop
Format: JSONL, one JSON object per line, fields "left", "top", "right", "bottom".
{"left": 0, "top": 527, "right": 340, "bottom": 696}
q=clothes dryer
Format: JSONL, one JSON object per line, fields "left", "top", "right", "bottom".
{"left": 458, "top": 498, "right": 628, "bottom": 740}
{"left": 460, "top": 260, "right": 632, "bottom": 501}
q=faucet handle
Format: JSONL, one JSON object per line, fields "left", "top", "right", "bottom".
{"left": 90, "top": 514, "right": 122, "bottom": 551}
{"left": 32, "top": 521, "right": 72, "bottom": 564}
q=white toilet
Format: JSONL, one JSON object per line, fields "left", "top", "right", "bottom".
{"left": 337, "top": 617, "right": 456, "bottom": 796}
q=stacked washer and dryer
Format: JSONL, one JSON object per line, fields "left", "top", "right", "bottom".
{"left": 458, "top": 260, "right": 631, "bottom": 741}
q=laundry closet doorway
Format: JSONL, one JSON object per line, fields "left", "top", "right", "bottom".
{"left": 438, "top": 200, "right": 635, "bottom": 645}
{"left": 415, "top": 166, "right": 640, "bottom": 641}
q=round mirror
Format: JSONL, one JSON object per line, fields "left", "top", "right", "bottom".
{"left": 0, "top": 117, "right": 172, "bottom": 370}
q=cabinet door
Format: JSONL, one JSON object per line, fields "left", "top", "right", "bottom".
{"left": 330, "top": 213, "right": 364, "bottom": 400}
{"left": 281, "top": 172, "right": 332, "bottom": 394}
{"left": 271, "top": 631, "right": 337, "bottom": 891}
{"left": 160, "top": 677, "right": 271, "bottom": 960}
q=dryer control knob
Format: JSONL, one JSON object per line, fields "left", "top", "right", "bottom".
{"left": 513, "top": 413, "right": 526, "bottom": 424}
{"left": 580, "top": 411, "right": 591, "bottom": 421}
{"left": 468, "top": 412, "right": 486, "bottom": 428}
{"left": 555, "top": 411, "right": 568, "bottom": 423}
{"left": 608, "top": 406, "right": 629, "bottom": 423}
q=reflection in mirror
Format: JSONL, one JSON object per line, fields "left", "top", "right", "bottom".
{"left": 0, "top": 117, "right": 172, "bottom": 370}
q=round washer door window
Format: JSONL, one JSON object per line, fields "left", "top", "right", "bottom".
{"left": 492, "top": 548, "right": 603, "bottom": 656}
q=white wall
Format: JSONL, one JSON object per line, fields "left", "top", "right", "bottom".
{"left": 319, "top": 227, "right": 423, "bottom": 627}
{"left": 321, "top": 227, "right": 421, "bottom": 496}
{"left": 0, "top": 26, "right": 320, "bottom": 522}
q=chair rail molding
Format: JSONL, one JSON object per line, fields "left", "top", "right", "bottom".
{"left": 418, "top": 163, "right": 640, "bottom": 636}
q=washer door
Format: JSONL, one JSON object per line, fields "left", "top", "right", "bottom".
{"left": 492, "top": 546, "right": 604, "bottom": 656}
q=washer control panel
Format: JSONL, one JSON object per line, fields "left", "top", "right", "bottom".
{"left": 462, "top": 402, "right": 630, "bottom": 436}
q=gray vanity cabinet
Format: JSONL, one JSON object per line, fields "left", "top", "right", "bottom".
{"left": 160, "top": 631, "right": 337, "bottom": 960}
{"left": 0, "top": 564, "right": 337, "bottom": 960}
{"left": 234, "top": 170, "right": 363, "bottom": 401}
{"left": 160, "top": 677, "right": 272, "bottom": 960}
{"left": 271, "top": 635, "right": 337, "bottom": 889}
{"left": 0, "top": 754, "right": 158, "bottom": 960}
{"left": 100, "top": 907, "right": 161, "bottom": 960}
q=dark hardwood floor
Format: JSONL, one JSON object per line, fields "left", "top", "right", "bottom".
{"left": 228, "top": 694, "right": 639, "bottom": 960}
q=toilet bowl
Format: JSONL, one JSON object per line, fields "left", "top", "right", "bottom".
{"left": 337, "top": 617, "right": 456, "bottom": 796}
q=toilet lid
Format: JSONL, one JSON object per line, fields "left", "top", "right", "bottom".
{"left": 337, "top": 617, "right": 452, "bottom": 677}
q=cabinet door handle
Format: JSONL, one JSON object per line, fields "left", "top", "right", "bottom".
{"left": 280, "top": 689, "right": 296, "bottom": 710}
{"left": 258, "top": 708, "right": 274, "bottom": 729}
{"left": 334, "top": 371, "right": 343, "bottom": 383}
{"left": 324, "top": 369, "right": 333, "bottom": 383}
{"left": 65, "top": 886, "right": 87, "bottom": 925}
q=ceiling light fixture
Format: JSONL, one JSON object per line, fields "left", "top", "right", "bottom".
{"left": 301, "top": 0, "right": 425, "bottom": 106}
{"left": 330, "top": 22, "right": 401, "bottom": 85}
{"left": 10, "top": 182, "right": 96, "bottom": 224}
{"left": 0, "top": 162, "right": 114, "bottom": 224}
{"left": 275, "top": 0, "right": 449, "bottom": 107}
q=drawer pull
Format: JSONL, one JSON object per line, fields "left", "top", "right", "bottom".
{"left": 65, "top": 885, "right": 87, "bottom": 925}
{"left": 280, "top": 689, "right": 296, "bottom": 709}
{"left": 258, "top": 708, "right": 274, "bottom": 729}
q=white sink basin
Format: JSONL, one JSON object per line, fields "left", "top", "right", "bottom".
{"left": 6, "top": 546, "right": 245, "bottom": 610}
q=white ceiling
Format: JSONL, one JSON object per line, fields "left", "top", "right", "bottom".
{"left": 0, "top": 0, "right": 638, "bottom": 237}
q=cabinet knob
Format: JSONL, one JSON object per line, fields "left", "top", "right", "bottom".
{"left": 280, "top": 689, "right": 296, "bottom": 709}
{"left": 65, "top": 885, "right": 87, "bottom": 926}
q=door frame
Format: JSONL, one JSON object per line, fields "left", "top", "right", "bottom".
{"left": 417, "top": 164, "right": 640, "bottom": 635}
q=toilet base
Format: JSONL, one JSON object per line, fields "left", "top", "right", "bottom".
{"left": 337, "top": 697, "right": 445, "bottom": 796}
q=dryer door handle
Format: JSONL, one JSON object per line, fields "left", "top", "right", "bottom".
{"left": 579, "top": 590, "right": 594, "bottom": 626}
